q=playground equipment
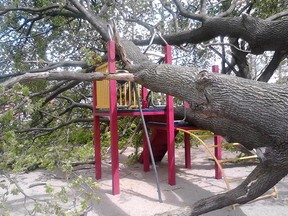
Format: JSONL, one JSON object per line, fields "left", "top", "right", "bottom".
{"left": 92, "top": 36, "right": 223, "bottom": 196}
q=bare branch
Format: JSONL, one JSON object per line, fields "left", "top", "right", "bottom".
{"left": 0, "top": 5, "right": 83, "bottom": 19}
{"left": 208, "top": 46, "right": 238, "bottom": 75}
{"left": 172, "top": 0, "right": 207, "bottom": 21}
{"left": 0, "top": 5, "right": 60, "bottom": 16}
{"left": 160, "top": 0, "right": 179, "bottom": 32}
{"left": 43, "top": 81, "right": 80, "bottom": 105}
{"left": 229, "top": 38, "right": 251, "bottom": 79}
{"left": 18, "top": 118, "right": 94, "bottom": 133}
{"left": 0, "top": 71, "right": 135, "bottom": 88}
{"left": 125, "top": 19, "right": 155, "bottom": 33}
{"left": 29, "top": 60, "right": 88, "bottom": 73}
{"left": 68, "top": 0, "right": 109, "bottom": 41}
{"left": 203, "top": 42, "right": 250, "bottom": 53}
{"left": 3, "top": 172, "right": 48, "bottom": 202}
{"left": 30, "top": 81, "right": 67, "bottom": 98}
{"left": 266, "top": 9, "right": 288, "bottom": 21}
{"left": 57, "top": 95, "right": 93, "bottom": 116}
{"left": 217, "top": 0, "right": 238, "bottom": 17}
{"left": 257, "top": 51, "right": 287, "bottom": 82}
{"left": 200, "top": 0, "right": 207, "bottom": 15}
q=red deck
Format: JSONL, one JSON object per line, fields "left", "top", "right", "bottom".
{"left": 94, "top": 107, "right": 166, "bottom": 117}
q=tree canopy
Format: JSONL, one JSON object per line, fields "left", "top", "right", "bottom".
{"left": 1, "top": 0, "right": 288, "bottom": 215}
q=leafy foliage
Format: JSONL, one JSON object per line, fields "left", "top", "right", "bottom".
{"left": 253, "top": 0, "right": 288, "bottom": 18}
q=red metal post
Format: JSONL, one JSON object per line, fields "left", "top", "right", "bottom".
{"left": 184, "top": 133, "right": 191, "bottom": 169}
{"left": 141, "top": 86, "right": 149, "bottom": 108}
{"left": 165, "top": 45, "right": 176, "bottom": 185}
{"left": 212, "top": 65, "right": 222, "bottom": 179}
{"left": 142, "top": 131, "right": 150, "bottom": 172}
{"left": 92, "top": 81, "right": 102, "bottom": 179}
{"left": 184, "top": 102, "right": 191, "bottom": 169}
{"left": 108, "top": 40, "right": 120, "bottom": 194}
{"left": 214, "top": 135, "right": 222, "bottom": 179}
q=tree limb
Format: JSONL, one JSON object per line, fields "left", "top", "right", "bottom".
{"left": 68, "top": 0, "right": 109, "bottom": 41}
{"left": 217, "top": 0, "right": 238, "bottom": 17}
{"left": 0, "top": 71, "right": 135, "bottom": 88}
{"left": 172, "top": 0, "right": 207, "bottom": 21}
{"left": 266, "top": 9, "right": 288, "bottom": 21}
{"left": 257, "top": 51, "right": 287, "bottom": 82}
{"left": 18, "top": 118, "right": 94, "bottom": 133}
{"left": 134, "top": 15, "right": 288, "bottom": 55}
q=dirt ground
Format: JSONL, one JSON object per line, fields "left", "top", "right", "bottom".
{"left": 2, "top": 145, "right": 288, "bottom": 216}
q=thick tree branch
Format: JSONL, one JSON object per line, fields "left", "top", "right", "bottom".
{"left": 0, "top": 5, "right": 60, "bottom": 15}
{"left": 0, "top": 5, "right": 84, "bottom": 19}
{"left": 68, "top": 0, "right": 109, "bottom": 41}
{"left": 0, "top": 71, "right": 135, "bottom": 88}
{"left": 257, "top": 51, "right": 287, "bottom": 82}
{"left": 131, "top": 63, "right": 288, "bottom": 150}
{"left": 135, "top": 15, "right": 288, "bottom": 54}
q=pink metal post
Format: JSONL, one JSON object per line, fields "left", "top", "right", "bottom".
{"left": 142, "top": 132, "right": 150, "bottom": 172}
{"left": 141, "top": 85, "right": 149, "bottom": 170}
{"left": 214, "top": 136, "right": 222, "bottom": 179}
{"left": 165, "top": 45, "right": 176, "bottom": 185}
{"left": 184, "top": 133, "right": 191, "bottom": 169}
{"left": 108, "top": 40, "right": 120, "bottom": 194}
{"left": 141, "top": 86, "right": 149, "bottom": 108}
{"left": 184, "top": 102, "right": 191, "bottom": 169}
{"left": 92, "top": 81, "right": 102, "bottom": 179}
{"left": 212, "top": 65, "right": 222, "bottom": 179}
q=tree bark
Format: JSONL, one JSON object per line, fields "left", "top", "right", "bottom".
{"left": 1, "top": 71, "right": 135, "bottom": 88}
{"left": 135, "top": 15, "right": 288, "bottom": 54}
{"left": 132, "top": 64, "right": 288, "bottom": 150}
{"left": 129, "top": 62, "right": 288, "bottom": 214}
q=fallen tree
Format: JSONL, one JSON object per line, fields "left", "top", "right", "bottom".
{"left": 131, "top": 62, "right": 288, "bottom": 215}
{"left": 2, "top": 0, "right": 288, "bottom": 215}
{"left": 2, "top": 37, "right": 288, "bottom": 216}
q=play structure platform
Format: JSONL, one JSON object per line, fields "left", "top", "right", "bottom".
{"left": 92, "top": 38, "right": 222, "bottom": 195}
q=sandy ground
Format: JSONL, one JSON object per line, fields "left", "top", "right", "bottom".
{"left": 1, "top": 145, "right": 288, "bottom": 216}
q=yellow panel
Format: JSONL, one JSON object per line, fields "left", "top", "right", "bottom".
{"left": 94, "top": 63, "right": 140, "bottom": 109}
{"left": 95, "top": 63, "right": 109, "bottom": 109}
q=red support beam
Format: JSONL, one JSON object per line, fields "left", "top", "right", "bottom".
{"left": 214, "top": 135, "right": 222, "bottom": 179}
{"left": 142, "top": 131, "right": 150, "bottom": 172}
{"left": 184, "top": 102, "right": 191, "bottom": 169}
{"left": 93, "top": 80, "right": 102, "bottom": 180}
{"left": 212, "top": 65, "right": 222, "bottom": 179}
{"left": 108, "top": 40, "right": 120, "bottom": 195}
{"left": 184, "top": 133, "right": 191, "bottom": 169}
{"left": 141, "top": 86, "right": 148, "bottom": 108}
{"left": 165, "top": 45, "right": 176, "bottom": 185}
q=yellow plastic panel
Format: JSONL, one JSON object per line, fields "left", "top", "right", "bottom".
{"left": 95, "top": 63, "right": 109, "bottom": 109}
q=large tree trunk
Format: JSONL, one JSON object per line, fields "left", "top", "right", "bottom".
{"left": 129, "top": 62, "right": 288, "bottom": 215}
{"left": 132, "top": 63, "right": 288, "bottom": 150}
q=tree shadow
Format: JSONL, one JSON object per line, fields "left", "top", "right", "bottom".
{"left": 77, "top": 151, "right": 247, "bottom": 216}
